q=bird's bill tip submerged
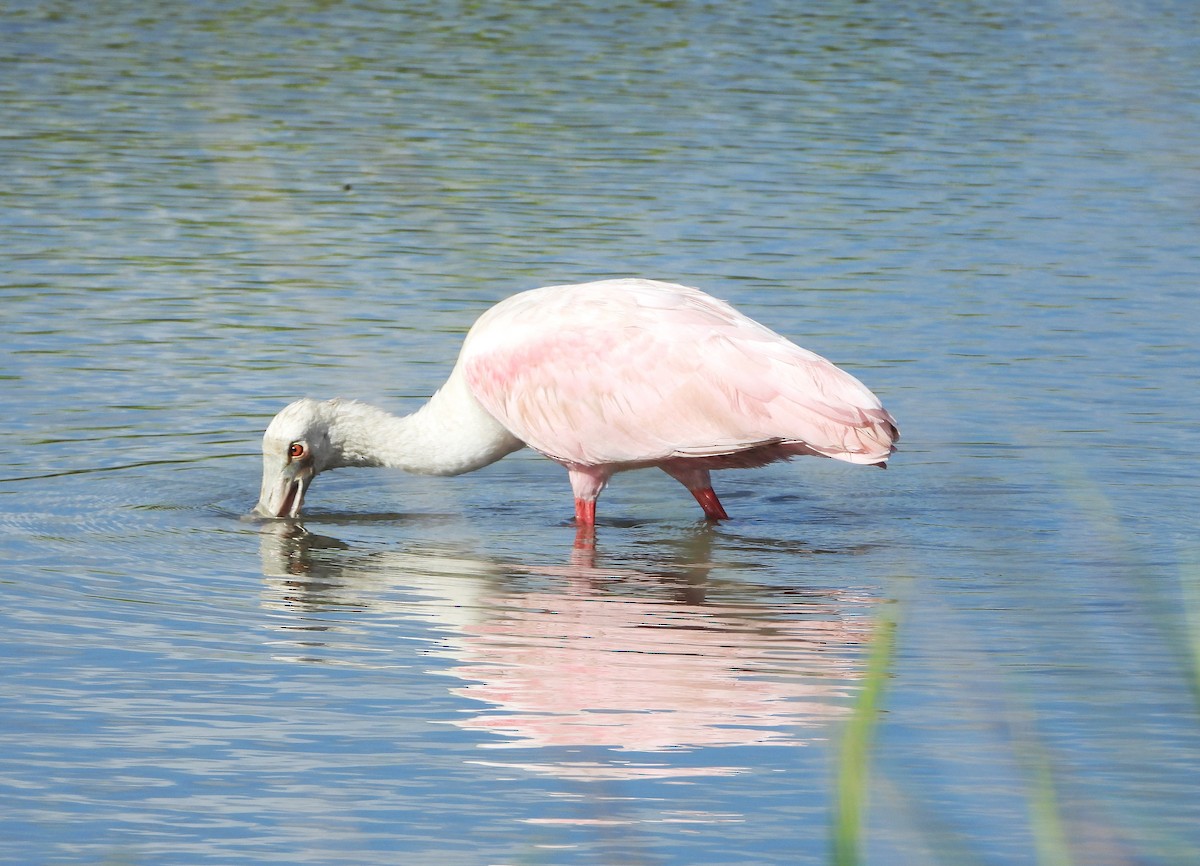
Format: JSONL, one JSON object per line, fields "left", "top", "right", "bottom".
{"left": 253, "top": 460, "right": 314, "bottom": 519}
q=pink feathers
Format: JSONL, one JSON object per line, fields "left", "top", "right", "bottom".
{"left": 459, "top": 279, "right": 897, "bottom": 524}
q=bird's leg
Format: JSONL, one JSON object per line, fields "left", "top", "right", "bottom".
{"left": 566, "top": 466, "right": 611, "bottom": 528}
{"left": 661, "top": 463, "right": 730, "bottom": 521}
{"left": 689, "top": 486, "right": 730, "bottom": 521}
{"left": 574, "top": 498, "right": 597, "bottom": 526}
{"left": 572, "top": 516, "right": 597, "bottom": 551}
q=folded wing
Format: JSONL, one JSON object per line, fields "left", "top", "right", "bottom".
{"left": 460, "top": 279, "right": 898, "bottom": 469}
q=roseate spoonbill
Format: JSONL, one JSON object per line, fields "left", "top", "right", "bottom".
{"left": 254, "top": 278, "right": 898, "bottom": 525}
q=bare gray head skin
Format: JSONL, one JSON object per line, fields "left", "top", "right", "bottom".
{"left": 254, "top": 398, "right": 338, "bottom": 519}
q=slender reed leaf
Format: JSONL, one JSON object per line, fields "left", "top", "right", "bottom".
{"left": 832, "top": 609, "right": 898, "bottom": 866}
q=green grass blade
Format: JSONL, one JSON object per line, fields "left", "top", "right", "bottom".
{"left": 832, "top": 609, "right": 898, "bottom": 866}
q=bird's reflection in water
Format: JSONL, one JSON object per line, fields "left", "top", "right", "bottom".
{"left": 258, "top": 522, "right": 873, "bottom": 777}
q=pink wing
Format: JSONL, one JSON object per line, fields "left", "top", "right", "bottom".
{"left": 460, "top": 280, "right": 897, "bottom": 469}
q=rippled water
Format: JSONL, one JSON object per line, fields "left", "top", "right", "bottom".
{"left": 3, "top": 1, "right": 1199, "bottom": 864}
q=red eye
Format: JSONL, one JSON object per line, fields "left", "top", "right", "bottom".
{"left": 288, "top": 443, "right": 305, "bottom": 460}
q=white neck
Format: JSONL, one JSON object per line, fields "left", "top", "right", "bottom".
{"left": 323, "top": 369, "right": 524, "bottom": 476}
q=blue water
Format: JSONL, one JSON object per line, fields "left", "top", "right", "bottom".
{"left": 2, "top": 2, "right": 1199, "bottom": 864}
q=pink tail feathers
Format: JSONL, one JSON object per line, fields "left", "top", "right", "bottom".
{"left": 827, "top": 408, "right": 899, "bottom": 466}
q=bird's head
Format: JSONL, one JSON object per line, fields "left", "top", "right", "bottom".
{"left": 254, "top": 398, "right": 338, "bottom": 519}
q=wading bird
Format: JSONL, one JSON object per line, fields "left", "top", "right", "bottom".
{"left": 255, "top": 279, "right": 898, "bottom": 526}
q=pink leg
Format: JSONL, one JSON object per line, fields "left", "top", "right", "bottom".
{"left": 574, "top": 497, "right": 597, "bottom": 527}
{"left": 661, "top": 463, "right": 730, "bottom": 521}
{"left": 689, "top": 486, "right": 729, "bottom": 521}
{"left": 567, "top": 466, "right": 611, "bottom": 528}
{"left": 572, "top": 508, "right": 597, "bottom": 551}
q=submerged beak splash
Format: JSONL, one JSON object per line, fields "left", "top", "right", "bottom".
{"left": 254, "top": 459, "right": 314, "bottom": 519}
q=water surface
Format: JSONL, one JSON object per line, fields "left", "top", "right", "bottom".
{"left": 2, "top": 2, "right": 1198, "bottom": 864}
